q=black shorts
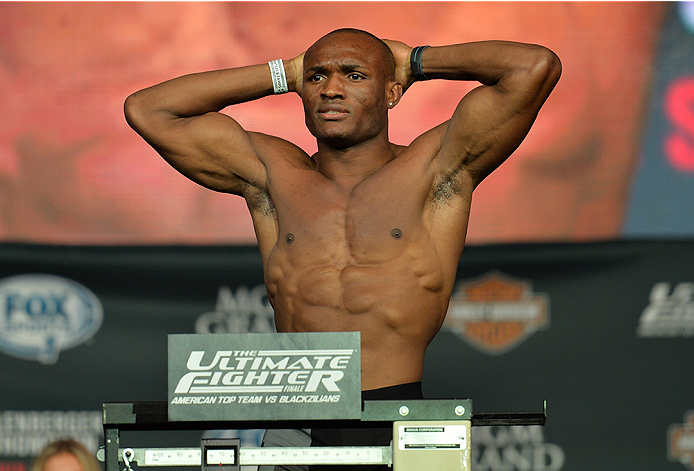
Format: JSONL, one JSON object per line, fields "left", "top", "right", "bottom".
{"left": 260, "top": 382, "right": 423, "bottom": 471}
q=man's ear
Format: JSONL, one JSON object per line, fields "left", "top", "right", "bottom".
{"left": 386, "top": 81, "right": 404, "bottom": 108}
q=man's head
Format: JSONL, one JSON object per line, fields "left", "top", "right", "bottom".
{"left": 301, "top": 29, "right": 402, "bottom": 149}
{"left": 312, "top": 29, "right": 396, "bottom": 79}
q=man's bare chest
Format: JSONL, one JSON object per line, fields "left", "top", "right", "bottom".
{"left": 266, "top": 165, "right": 434, "bottom": 263}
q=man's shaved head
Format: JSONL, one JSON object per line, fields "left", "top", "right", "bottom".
{"left": 308, "top": 28, "right": 396, "bottom": 80}
{"left": 300, "top": 28, "right": 403, "bottom": 148}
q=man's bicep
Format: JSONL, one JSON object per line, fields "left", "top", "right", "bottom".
{"left": 444, "top": 45, "right": 561, "bottom": 185}
{"left": 441, "top": 83, "right": 543, "bottom": 185}
{"left": 151, "top": 112, "right": 268, "bottom": 194}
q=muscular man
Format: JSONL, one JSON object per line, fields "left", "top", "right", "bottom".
{"left": 125, "top": 28, "right": 560, "bottom": 469}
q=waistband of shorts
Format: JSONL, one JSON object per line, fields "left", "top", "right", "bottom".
{"left": 362, "top": 382, "right": 423, "bottom": 401}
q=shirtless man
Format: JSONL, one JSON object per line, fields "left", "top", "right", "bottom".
{"left": 125, "top": 28, "right": 560, "bottom": 467}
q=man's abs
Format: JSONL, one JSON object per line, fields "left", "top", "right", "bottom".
{"left": 264, "top": 246, "right": 451, "bottom": 390}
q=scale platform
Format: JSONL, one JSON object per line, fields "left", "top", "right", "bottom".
{"left": 100, "top": 400, "right": 546, "bottom": 471}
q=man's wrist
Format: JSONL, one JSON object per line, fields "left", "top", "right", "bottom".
{"left": 286, "top": 56, "right": 303, "bottom": 94}
{"left": 410, "top": 46, "right": 431, "bottom": 81}
{"left": 268, "top": 59, "right": 289, "bottom": 94}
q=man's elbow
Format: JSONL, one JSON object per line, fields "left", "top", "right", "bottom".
{"left": 124, "top": 92, "right": 147, "bottom": 133}
{"left": 124, "top": 91, "right": 163, "bottom": 136}
{"left": 530, "top": 47, "right": 562, "bottom": 92}
{"left": 124, "top": 90, "right": 179, "bottom": 143}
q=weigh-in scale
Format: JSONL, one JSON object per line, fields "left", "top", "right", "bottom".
{"left": 99, "top": 333, "right": 546, "bottom": 471}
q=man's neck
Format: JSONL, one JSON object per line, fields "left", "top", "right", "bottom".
{"left": 313, "top": 135, "right": 397, "bottom": 189}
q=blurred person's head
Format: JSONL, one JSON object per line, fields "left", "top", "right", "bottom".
{"left": 30, "top": 440, "right": 101, "bottom": 471}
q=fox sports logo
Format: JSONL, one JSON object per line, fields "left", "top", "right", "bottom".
{"left": 0, "top": 274, "right": 103, "bottom": 364}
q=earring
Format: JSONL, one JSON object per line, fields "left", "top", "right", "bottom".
{"left": 388, "top": 102, "right": 393, "bottom": 107}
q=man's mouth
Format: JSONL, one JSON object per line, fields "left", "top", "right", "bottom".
{"left": 318, "top": 104, "right": 349, "bottom": 119}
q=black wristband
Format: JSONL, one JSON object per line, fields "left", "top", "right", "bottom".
{"left": 410, "top": 45, "right": 431, "bottom": 81}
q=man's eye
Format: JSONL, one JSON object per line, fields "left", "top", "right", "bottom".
{"left": 309, "top": 75, "right": 324, "bottom": 82}
{"left": 348, "top": 73, "right": 363, "bottom": 80}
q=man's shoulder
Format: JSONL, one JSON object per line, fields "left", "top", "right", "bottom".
{"left": 248, "top": 131, "right": 312, "bottom": 167}
{"left": 414, "top": 121, "right": 449, "bottom": 145}
{"left": 396, "top": 122, "right": 450, "bottom": 163}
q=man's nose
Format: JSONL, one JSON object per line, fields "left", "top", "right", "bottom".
{"left": 320, "top": 75, "right": 345, "bottom": 99}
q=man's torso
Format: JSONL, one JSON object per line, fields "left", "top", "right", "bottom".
{"left": 247, "top": 133, "right": 471, "bottom": 389}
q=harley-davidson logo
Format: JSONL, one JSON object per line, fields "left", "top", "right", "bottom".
{"left": 444, "top": 271, "right": 549, "bottom": 355}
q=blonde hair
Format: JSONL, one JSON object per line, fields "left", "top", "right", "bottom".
{"left": 30, "top": 440, "right": 101, "bottom": 471}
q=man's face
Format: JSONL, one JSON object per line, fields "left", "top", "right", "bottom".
{"left": 302, "top": 33, "right": 392, "bottom": 149}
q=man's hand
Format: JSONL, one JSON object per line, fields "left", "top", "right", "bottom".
{"left": 287, "top": 52, "right": 305, "bottom": 96}
{"left": 383, "top": 39, "right": 414, "bottom": 93}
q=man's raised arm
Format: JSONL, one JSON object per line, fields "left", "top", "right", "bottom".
{"left": 392, "top": 40, "right": 561, "bottom": 187}
{"left": 124, "top": 56, "right": 304, "bottom": 194}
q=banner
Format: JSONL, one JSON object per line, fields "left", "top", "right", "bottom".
{"left": 167, "top": 332, "right": 361, "bottom": 421}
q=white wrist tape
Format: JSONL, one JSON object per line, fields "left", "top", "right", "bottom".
{"left": 268, "top": 59, "right": 289, "bottom": 94}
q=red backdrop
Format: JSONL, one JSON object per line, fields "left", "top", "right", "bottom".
{"left": 0, "top": 2, "right": 668, "bottom": 244}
